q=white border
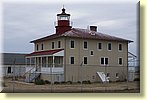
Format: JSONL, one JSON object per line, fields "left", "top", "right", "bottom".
{"left": 69, "top": 56, "right": 75, "bottom": 64}
{"left": 118, "top": 57, "right": 123, "bottom": 66}
{"left": 100, "top": 57, "right": 109, "bottom": 66}
{"left": 97, "top": 42, "right": 102, "bottom": 51}
{"left": 83, "top": 40, "right": 88, "bottom": 50}
{"left": 83, "top": 56, "right": 88, "bottom": 65}
{"left": 107, "top": 42, "right": 112, "bottom": 51}
{"left": 90, "top": 50, "right": 94, "bottom": 56}
{"left": 69, "top": 39, "right": 75, "bottom": 49}
{"left": 118, "top": 43, "right": 123, "bottom": 52}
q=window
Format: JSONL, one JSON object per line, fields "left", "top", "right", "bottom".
{"left": 41, "top": 44, "right": 44, "bottom": 50}
{"left": 100, "top": 57, "right": 109, "bottom": 65}
{"left": 83, "top": 57, "right": 88, "bottom": 65}
{"left": 70, "top": 40, "right": 75, "bottom": 49}
{"left": 108, "top": 43, "right": 112, "bottom": 51}
{"left": 118, "top": 58, "right": 123, "bottom": 65}
{"left": 116, "top": 73, "right": 119, "bottom": 78}
{"left": 118, "top": 43, "right": 122, "bottom": 51}
{"left": 105, "top": 58, "right": 108, "bottom": 65}
{"left": 90, "top": 50, "right": 94, "bottom": 56}
{"left": 83, "top": 41, "right": 88, "bottom": 49}
{"left": 98, "top": 43, "right": 102, "bottom": 50}
{"left": 7, "top": 67, "right": 11, "bottom": 73}
{"left": 58, "top": 41, "right": 61, "bottom": 48}
{"left": 52, "top": 42, "right": 54, "bottom": 49}
{"left": 101, "top": 58, "right": 104, "bottom": 65}
{"left": 106, "top": 73, "right": 110, "bottom": 77}
{"left": 70, "top": 57, "right": 74, "bottom": 64}
{"left": 36, "top": 44, "right": 39, "bottom": 51}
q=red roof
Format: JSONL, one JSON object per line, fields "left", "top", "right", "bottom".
{"left": 26, "top": 49, "right": 64, "bottom": 56}
{"left": 30, "top": 28, "right": 133, "bottom": 43}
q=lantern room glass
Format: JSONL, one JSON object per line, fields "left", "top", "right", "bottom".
{"left": 58, "top": 15, "right": 70, "bottom": 20}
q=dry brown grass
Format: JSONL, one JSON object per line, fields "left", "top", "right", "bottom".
{"left": 1, "top": 77, "right": 140, "bottom": 93}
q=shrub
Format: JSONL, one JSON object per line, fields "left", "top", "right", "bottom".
{"left": 2, "top": 82, "right": 6, "bottom": 87}
{"left": 44, "top": 80, "right": 51, "bottom": 84}
{"left": 82, "top": 80, "right": 91, "bottom": 84}
{"left": 35, "top": 79, "right": 45, "bottom": 85}
{"left": 54, "top": 81, "right": 60, "bottom": 84}
{"left": 67, "top": 81, "right": 72, "bottom": 84}
{"left": 61, "top": 81, "right": 67, "bottom": 84}
{"left": 77, "top": 81, "right": 81, "bottom": 84}
{"left": 134, "top": 78, "right": 140, "bottom": 81}
{"left": 87, "top": 80, "right": 91, "bottom": 84}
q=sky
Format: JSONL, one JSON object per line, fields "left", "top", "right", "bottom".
{"left": 2, "top": 0, "right": 139, "bottom": 57}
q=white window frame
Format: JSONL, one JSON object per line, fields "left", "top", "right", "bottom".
{"left": 90, "top": 50, "right": 94, "bottom": 56}
{"left": 69, "top": 40, "right": 75, "bottom": 49}
{"left": 97, "top": 42, "right": 102, "bottom": 51}
{"left": 116, "top": 73, "right": 119, "bottom": 78}
{"left": 83, "top": 56, "right": 88, "bottom": 65}
{"left": 83, "top": 40, "right": 88, "bottom": 50}
{"left": 106, "top": 73, "right": 110, "bottom": 78}
{"left": 51, "top": 41, "right": 55, "bottom": 49}
{"left": 58, "top": 41, "right": 61, "bottom": 48}
{"left": 100, "top": 57, "right": 109, "bottom": 66}
{"left": 118, "top": 57, "right": 123, "bottom": 66}
{"left": 118, "top": 43, "right": 123, "bottom": 52}
{"left": 7, "top": 66, "right": 11, "bottom": 73}
{"left": 36, "top": 44, "right": 39, "bottom": 51}
{"left": 107, "top": 43, "right": 112, "bottom": 51}
{"left": 41, "top": 43, "right": 44, "bottom": 50}
{"left": 69, "top": 56, "right": 75, "bottom": 64}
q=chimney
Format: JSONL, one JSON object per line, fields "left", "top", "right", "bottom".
{"left": 90, "top": 26, "right": 97, "bottom": 32}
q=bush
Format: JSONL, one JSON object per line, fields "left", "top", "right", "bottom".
{"left": 67, "top": 81, "right": 72, "bottom": 84}
{"left": 134, "top": 78, "right": 140, "bottom": 81}
{"left": 2, "top": 82, "right": 6, "bottom": 87}
{"left": 35, "top": 79, "right": 45, "bottom": 85}
{"left": 44, "top": 80, "right": 51, "bottom": 84}
{"left": 54, "top": 81, "right": 60, "bottom": 84}
{"left": 61, "top": 81, "right": 67, "bottom": 84}
{"left": 77, "top": 81, "right": 81, "bottom": 84}
{"left": 82, "top": 80, "right": 91, "bottom": 84}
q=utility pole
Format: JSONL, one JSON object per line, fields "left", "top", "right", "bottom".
{"left": 80, "top": 61, "right": 83, "bottom": 92}
{"left": 12, "top": 58, "right": 16, "bottom": 93}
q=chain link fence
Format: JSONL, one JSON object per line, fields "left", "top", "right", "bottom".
{"left": 1, "top": 64, "right": 140, "bottom": 93}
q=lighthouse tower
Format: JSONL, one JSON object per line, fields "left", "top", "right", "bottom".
{"left": 55, "top": 7, "right": 72, "bottom": 34}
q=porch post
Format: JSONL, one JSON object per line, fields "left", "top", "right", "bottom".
{"left": 53, "top": 56, "right": 55, "bottom": 68}
{"left": 35, "top": 57, "right": 36, "bottom": 69}
{"left": 41, "top": 57, "right": 42, "bottom": 68}
{"left": 25, "top": 57, "right": 27, "bottom": 67}
{"left": 30, "top": 57, "right": 31, "bottom": 67}
{"left": 46, "top": 56, "right": 48, "bottom": 67}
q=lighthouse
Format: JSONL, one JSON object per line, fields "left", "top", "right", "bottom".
{"left": 55, "top": 7, "right": 72, "bottom": 34}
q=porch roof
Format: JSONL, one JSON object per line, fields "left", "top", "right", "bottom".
{"left": 26, "top": 49, "right": 64, "bottom": 57}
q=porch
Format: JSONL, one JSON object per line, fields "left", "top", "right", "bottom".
{"left": 25, "top": 49, "right": 64, "bottom": 82}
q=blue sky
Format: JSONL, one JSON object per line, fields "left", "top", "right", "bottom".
{"left": 2, "top": 0, "right": 139, "bottom": 56}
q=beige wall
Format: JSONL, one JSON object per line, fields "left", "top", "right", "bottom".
{"left": 34, "top": 37, "right": 128, "bottom": 82}
{"left": 64, "top": 37, "right": 128, "bottom": 82}
{"left": 34, "top": 37, "right": 65, "bottom": 52}
{"left": 65, "top": 65, "right": 127, "bottom": 82}
{"left": 64, "top": 37, "right": 128, "bottom": 66}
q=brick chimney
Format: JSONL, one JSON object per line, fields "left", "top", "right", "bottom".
{"left": 90, "top": 26, "right": 97, "bottom": 32}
